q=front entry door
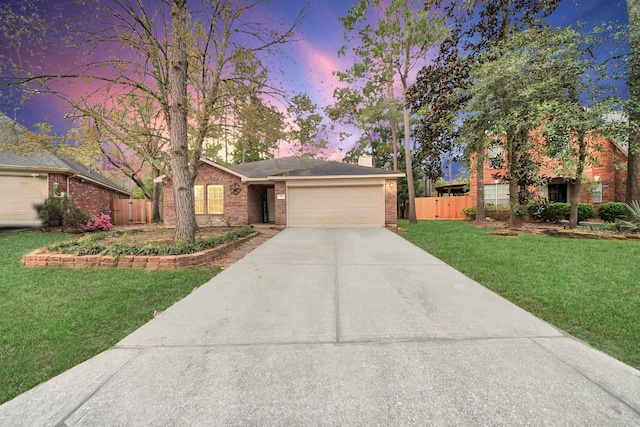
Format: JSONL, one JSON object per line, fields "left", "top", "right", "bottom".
{"left": 548, "top": 184, "right": 567, "bottom": 203}
{"left": 266, "top": 187, "right": 276, "bottom": 223}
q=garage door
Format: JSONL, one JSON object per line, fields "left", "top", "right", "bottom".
{"left": 0, "top": 175, "right": 48, "bottom": 226}
{"left": 288, "top": 185, "right": 384, "bottom": 227}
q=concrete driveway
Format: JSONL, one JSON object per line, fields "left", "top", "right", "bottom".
{"left": 2, "top": 227, "right": 639, "bottom": 425}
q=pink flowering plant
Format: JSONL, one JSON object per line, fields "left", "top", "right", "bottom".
{"left": 87, "top": 213, "right": 114, "bottom": 232}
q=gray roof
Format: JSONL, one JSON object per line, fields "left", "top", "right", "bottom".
{"left": 226, "top": 156, "right": 401, "bottom": 179}
{"left": 57, "top": 157, "right": 130, "bottom": 194}
{"left": 0, "top": 113, "right": 130, "bottom": 195}
{"left": 0, "top": 149, "right": 71, "bottom": 170}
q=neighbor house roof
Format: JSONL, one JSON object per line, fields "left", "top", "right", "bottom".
{"left": 224, "top": 156, "right": 404, "bottom": 180}
{"left": 0, "top": 112, "right": 130, "bottom": 195}
{"left": 56, "top": 157, "right": 131, "bottom": 194}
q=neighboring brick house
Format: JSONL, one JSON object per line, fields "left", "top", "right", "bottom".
{"left": 469, "top": 135, "right": 628, "bottom": 210}
{"left": 0, "top": 114, "right": 131, "bottom": 226}
{"left": 160, "top": 156, "right": 404, "bottom": 228}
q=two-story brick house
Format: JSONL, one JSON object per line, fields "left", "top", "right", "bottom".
{"left": 469, "top": 135, "right": 628, "bottom": 210}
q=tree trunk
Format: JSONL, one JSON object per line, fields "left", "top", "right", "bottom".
{"left": 403, "top": 104, "right": 417, "bottom": 223}
{"left": 569, "top": 131, "right": 587, "bottom": 229}
{"left": 627, "top": 0, "right": 640, "bottom": 207}
{"left": 475, "top": 147, "right": 486, "bottom": 221}
{"left": 569, "top": 180, "right": 581, "bottom": 228}
{"left": 169, "top": 0, "right": 197, "bottom": 244}
{"left": 388, "top": 82, "right": 399, "bottom": 172}
{"left": 507, "top": 137, "right": 522, "bottom": 228}
{"left": 151, "top": 166, "right": 162, "bottom": 223}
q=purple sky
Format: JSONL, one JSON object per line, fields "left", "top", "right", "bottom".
{"left": 1, "top": 0, "right": 630, "bottom": 161}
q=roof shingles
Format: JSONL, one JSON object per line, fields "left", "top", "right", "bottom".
{"left": 226, "top": 156, "right": 400, "bottom": 179}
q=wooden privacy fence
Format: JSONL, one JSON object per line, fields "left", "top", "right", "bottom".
{"left": 110, "top": 199, "right": 152, "bottom": 225}
{"left": 415, "top": 196, "right": 471, "bottom": 220}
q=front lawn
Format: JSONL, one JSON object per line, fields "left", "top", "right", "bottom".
{"left": 0, "top": 231, "right": 219, "bottom": 405}
{"left": 400, "top": 220, "right": 640, "bottom": 370}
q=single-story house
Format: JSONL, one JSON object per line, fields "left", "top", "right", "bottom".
{"left": 0, "top": 114, "right": 131, "bottom": 227}
{"left": 469, "top": 135, "right": 628, "bottom": 209}
{"left": 160, "top": 156, "right": 404, "bottom": 228}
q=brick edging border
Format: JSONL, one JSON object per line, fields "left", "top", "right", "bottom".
{"left": 22, "top": 231, "right": 259, "bottom": 269}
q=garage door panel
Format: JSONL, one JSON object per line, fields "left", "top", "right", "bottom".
{"left": 0, "top": 176, "right": 47, "bottom": 225}
{"left": 288, "top": 185, "right": 384, "bottom": 227}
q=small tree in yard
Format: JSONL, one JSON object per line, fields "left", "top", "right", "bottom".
{"left": 461, "top": 26, "right": 618, "bottom": 228}
{"left": 408, "top": 0, "right": 559, "bottom": 223}
{"left": 337, "top": 0, "right": 448, "bottom": 224}
{"left": 36, "top": 195, "right": 91, "bottom": 228}
{"left": 535, "top": 26, "right": 621, "bottom": 229}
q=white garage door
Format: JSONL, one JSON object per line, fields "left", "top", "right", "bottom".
{"left": 288, "top": 185, "right": 385, "bottom": 227}
{"left": 0, "top": 175, "right": 48, "bottom": 226}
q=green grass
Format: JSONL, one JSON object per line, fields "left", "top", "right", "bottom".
{"left": 400, "top": 220, "right": 640, "bottom": 370}
{"left": 0, "top": 231, "right": 220, "bottom": 405}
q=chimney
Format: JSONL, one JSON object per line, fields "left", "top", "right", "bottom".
{"left": 358, "top": 155, "right": 373, "bottom": 168}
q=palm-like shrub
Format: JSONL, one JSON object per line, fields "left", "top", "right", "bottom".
{"left": 617, "top": 201, "right": 640, "bottom": 232}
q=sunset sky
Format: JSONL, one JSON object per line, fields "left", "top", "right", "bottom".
{"left": 0, "top": 0, "right": 630, "bottom": 161}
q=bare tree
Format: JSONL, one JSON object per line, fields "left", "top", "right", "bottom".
{"left": 0, "top": 0, "right": 304, "bottom": 243}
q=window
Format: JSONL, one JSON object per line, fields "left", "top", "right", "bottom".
{"left": 484, "top": 183, "right": 510, "bottom": 208}
{"left": 194, "top": 185, "right": 205, "bottom": 214}
{"left": 487, "top": 143, "right": 505, "bottom": 169}
{"left": 207, "top": 185, "right": 224, "bottom": 214}
{"left": 592, "top": 182, "right": 603, "bottom": 203}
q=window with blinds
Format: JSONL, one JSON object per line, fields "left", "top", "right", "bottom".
{"left": 207, "top": 185, "right": 224, "bottom": 214}
{"left": 194, "top": 185, "right": 205, "bottom": 214}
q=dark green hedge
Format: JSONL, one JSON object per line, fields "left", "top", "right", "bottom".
{"left": 598, "top": 202, "right": 627, "bottom": 223}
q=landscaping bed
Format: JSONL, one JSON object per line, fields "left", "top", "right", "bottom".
{"left": 22, "top": 226, "right": 258, "bottom": 269}
{"left": 469, "top": 219, "right": 640, "bottom": 240}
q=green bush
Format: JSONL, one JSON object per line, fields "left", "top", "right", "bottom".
{"left": 577, "top": 203, "right": 595, "bottom": 222}
{"left": 528, "top": 199, "right": 554, "bottom": 220}
{"left": 46, "top": 226, "right": 255, "bottom": 258}
{"left": 528, "top": 199, "right": 569, "bottom": 222}
{"left": 527, "top": 200, "right": 594, "bottom": 222}
{"left": 35, "top": 195, "right": 91, "bottom": 228}
{"left": 598, "top": 202, "right": 626, "bottom": 223}
{"left": 553, "top": 203, "right": 595, "bottom": 222}
{"left": 553, "top": 203, "right": 571, "bottom": 220}
{"left": 461, "top": 206, "right": 476, "bottom": 220}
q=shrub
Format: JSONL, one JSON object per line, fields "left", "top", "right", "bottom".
{"left": 528, "top": 199, "right": 554, "bottom": 220}
{"left": 527, "top": 199, "right": 563, "bottom": 222}
{"left": 617, "top": 201, "right": 640, "bottom": 232}
{"left": 598, "top": 202, "right": 626, "bottom": 223}
{"left": 87, "top": 214, "right": 114, "bottom": 232}
{"left": 526, "top": 200, "right": 593, "bottom": 222}
{"left": 46, "top": 226, "right": 256, "bottom": 258}
{"left": 550, "top": 202, "right": 595, "bottom": 222}
{"left": 552, "top": 202, "right": 571, "bottom": 221}
{"left": 461, "top": 206, "right": 476, "bottom": 220}
{"left": 577, "top": 204, "right": 595, "bottom": 222}
{"left": 36, "top": 195, "right": 91, "bottom": 228}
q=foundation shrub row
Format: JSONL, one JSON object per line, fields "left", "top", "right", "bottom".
{"left": 45, "top": 226, "right": 254, "bottom": 258}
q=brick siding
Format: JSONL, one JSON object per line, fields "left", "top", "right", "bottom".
{"left": 274, "top": 181, "right": 287, "bottom": 226}
{"left": 247, "top": 185, "right": 269, "bottom": 224}
{"left": 470, "top": 137, "right": 628, "bottom": 208}
{"left": 48, "top": 173, "right": 129, "bottom": 219}
{"left": 163, "top": 163, "right": 398, "bottom": 228}
{"left": 163, "top": 163, "right": 250, "bottom": 227}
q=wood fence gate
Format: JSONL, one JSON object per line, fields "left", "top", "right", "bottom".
{"left": 110, "top": 199, "right": 151, "bottom": 225}
{"left": 415, "top": 196, "right": 471, "bottom": 220}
